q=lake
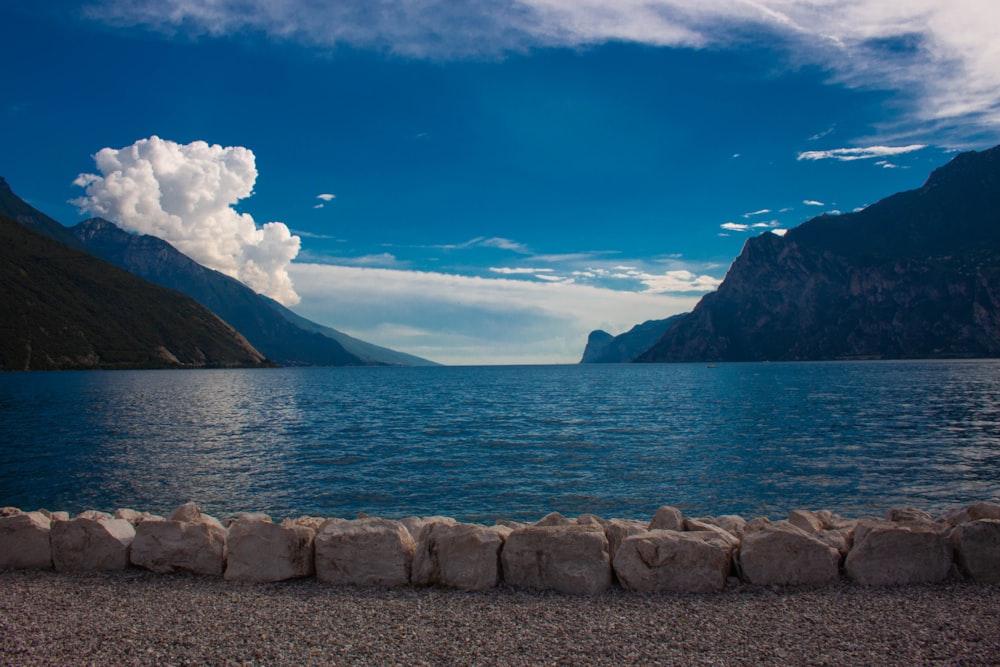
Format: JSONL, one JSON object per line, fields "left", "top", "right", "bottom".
{"left": 1, "top": 360, "right": 998, "bottom": 523}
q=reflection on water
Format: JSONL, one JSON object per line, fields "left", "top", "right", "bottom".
{"left": 1, "top": 360, "right": 998, "bottom": 521}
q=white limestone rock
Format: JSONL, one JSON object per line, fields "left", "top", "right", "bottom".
{"left": 113, "top": 508, "right": 162, "bottom": 526}
{"left": 50, "top": 516, "right": 135, "bottom": 571}
{"left": 944, "top": 502, "right": 1000, "bottom": 527}
{"left": 885, "top": 507, "right": 934, "bottom": 523}
{"left": 787, "top": 510, "right": 824, "bottom": 534}
{"left": 614, "top": 529, "right": 732, "bottom": 593}
{"left": 0, "top": 511, "right": 53, "bottom": 569}
{"left": 604, "top": 519, "right": 648, "bottom": 561}
{"left": 412, "top": 521, "right": 505, "bottom": 591}
{"left": 534, "top": 512, "right": 575, "bottom": 527}
{"left": 845, "top": 519, "right": 952, "bottom": 586}
{"left": 291, "top": 516, "right": 330, "bottom": 533}
{"left": 707, "top": 515, "right": 747, "bottom": 539}
{"left": 500, "top": 524, "right": 611, "bottom": 595}
{"left": 738, "top": 521, "right": 840, "bottom": 586}
{"left": 130, "top": 505, "right": 227, "bottom": 576}
{"left": 951, "top": 519, "right": 1000, "bottom": 584}
{"left": 224, "top": 516, "right": 315, "bottom": 582}
{"left": 683, "top": 518, "right": 740, "bottom": 548}
{"left": 648, "top": 506, "right": 683, "bottom": 531}
{"left": 314, "top": 517, "right": 415, "bottom": 587}
{"left": 401, "top": 515, "right": 457, "bottom": 540}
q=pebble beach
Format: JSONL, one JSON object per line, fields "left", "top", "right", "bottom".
{"left": 2, "top": 569, "right": 998, "bottom": 666}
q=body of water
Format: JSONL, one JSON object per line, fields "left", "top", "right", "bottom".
{"left": 1, "top": 361, "right": 998, "bottom": 522}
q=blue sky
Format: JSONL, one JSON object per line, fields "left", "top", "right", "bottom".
{"left": 2, "top": 1, "right": 999, "bottom": 364}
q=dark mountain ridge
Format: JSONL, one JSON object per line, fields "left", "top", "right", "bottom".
{"left": 639, "top": 144, "right": 1000, "bottom": 362}
{"left": 0, "top": 213, "right": 269, "bottom": 370}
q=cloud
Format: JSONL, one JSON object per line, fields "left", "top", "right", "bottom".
{"left": 288, "top": 262, "right": 701, "bottom": 365}
{"left": 803, "top": 199, "right": 824, "bottom": 206}
{"left": 317, "top": 193, "right": 336, "bottom": 201}
{"left": 489, "top": 267, "right": 555, "bottom": 275}
{"left": 796, "top": 144, "right": 927, "bottom": 162}
{"left": 721, "top": 222, "right": 750, "bottom": 232}
{"left": 81, "top": 2, "right": 1000, "bottom": 142}
{"left": 72, "top": 136, "right": 301, "bottom": 304}
{"left": 742, "top": 209, "right": 771, "bottom": 218}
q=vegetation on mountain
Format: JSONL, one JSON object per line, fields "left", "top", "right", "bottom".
{"left": 0, "top": 213, "right": 270, "bottom": 370}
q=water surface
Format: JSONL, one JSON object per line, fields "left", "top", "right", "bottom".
{"left": 1, "top": 361, "right": 998, "bottom": 521}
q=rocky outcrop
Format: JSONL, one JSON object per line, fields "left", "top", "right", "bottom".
{"left": 579, "top": 316, "right": 684, "bottom": 363}
{"left": 639, "top": 145, "right": 1000, "bottom": 362}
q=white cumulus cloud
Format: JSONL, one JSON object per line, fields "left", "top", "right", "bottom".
{"left": 72, "top": 136, "right": 301, "bottom": 305}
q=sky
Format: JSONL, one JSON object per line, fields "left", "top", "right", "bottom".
{"left": 2, "top": 1, "right": 999, "bottom": 365}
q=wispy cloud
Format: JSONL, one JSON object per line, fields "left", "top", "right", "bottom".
{"left": 489, "top": 267, "right": 555, "bottom": 275}
{"left": 797, "top": 144, "right": 927, "bottom": 162}
{"left": 721, "top": 222, "right": 750, "bottom": 232}
{"left": 81, "top": 1, "right": 1000, "bottom": 143}
{"left": 742, "top": 209, "right": 771, "bottom": 218}
{"left": 803, "top": 199, "right": 824, "bottom": 206}
{"left": 316, "top": 193, "right": 336, "bottom": 201}
{"left": 289, "top": 262, "right": 700, "bottom": 365}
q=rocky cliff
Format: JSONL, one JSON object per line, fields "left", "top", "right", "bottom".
{"left": 580, "top": 316, "right": 684, "bottom": 363}
{"left": 639, "top": 145, "right": 1000, "bottom": 362}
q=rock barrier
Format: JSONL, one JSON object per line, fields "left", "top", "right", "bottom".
{"left": 2, "top": 502, "right": 999, "bottom": 594}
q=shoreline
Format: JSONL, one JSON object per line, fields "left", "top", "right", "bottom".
{"left": 2, "top": 569, "right": 999, "bottom": 666}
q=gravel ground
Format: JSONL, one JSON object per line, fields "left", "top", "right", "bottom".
{"left": 1, "top": 570, "right": 998, "bottom": 666}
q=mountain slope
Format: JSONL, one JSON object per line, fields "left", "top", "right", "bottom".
{"left": 579, "top": 315, "right": 685, "bottom": 363}
{"left": 70, "top": 217, "right": 438, "bottom": 366}
{"left": 639, "top": 145, "right": 1000, "bottom": 362}
{"left": 0, "top": 176, "right": 87, "bottom": 251}
{"left": 0, "top": 214, "right": 269, "bottom": 370}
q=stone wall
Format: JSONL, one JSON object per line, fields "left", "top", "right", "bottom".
{"left": 2, "top": 501, "right": 998, "bottom": 594}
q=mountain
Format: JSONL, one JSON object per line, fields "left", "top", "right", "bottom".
{"left": 0, "top": 176, "right": 87, "bottom": 251}
{"left": 70, "top": 218, "right": 437, "bottom": 366}
{"left": 0, "top": 178, "right": 436, "bottom": 366}
{"left": 580, "top": 316, "right": 684, "bottom": 363}
{"left": 639, "top": 145, "right": 1000, "bottom": 362}
{"left": 0, "top": 213, "right": 269, "bottom": 370}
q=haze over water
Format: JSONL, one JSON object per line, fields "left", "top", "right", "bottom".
{"left": 2, "top": 360, "right": 998, "bottom": 522}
